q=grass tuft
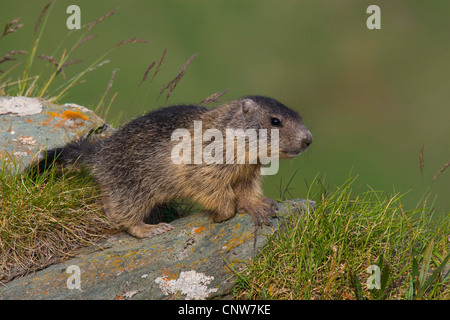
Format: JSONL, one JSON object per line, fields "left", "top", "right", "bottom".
{"left": 235, "top": 176, "right": 449, "bottom": 300}
{"left": 0, "top": 165, "right": 118, "bottom": 283}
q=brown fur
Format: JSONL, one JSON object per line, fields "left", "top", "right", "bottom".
{"left": 33, "top": 96, "right": 312, "bottom": 238}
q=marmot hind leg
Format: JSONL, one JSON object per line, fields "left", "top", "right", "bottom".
{"left": 101, "top": 193, "right": 173, "bottom": 238}
{"left": 127, "top": 222, "right": 173, "bottom": 238}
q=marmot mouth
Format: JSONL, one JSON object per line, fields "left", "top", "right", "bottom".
{"left": 283, "top": 150, "right": 302, "bottom": 159}
{"left": 282, "top": 145, "right": 311, "bottom": 158}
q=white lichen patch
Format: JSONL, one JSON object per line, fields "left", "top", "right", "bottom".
{"left": 0, "top": 97, "right": 43, "bottom": 116}
{"left": 154, "top": 270, "right": 218, "bottom": 300}
{"left": 123, "top": 290, "right": 139, "bottom": 299}
{"left": 13, "top": 151, "right": 28, "bottom": 157}
{"left": 13, "top": 135, "right": 37, "bottom": 146}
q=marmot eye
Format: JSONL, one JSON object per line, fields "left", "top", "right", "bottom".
{"left": 271, "top": 117, "right": 281, "bottom": 126}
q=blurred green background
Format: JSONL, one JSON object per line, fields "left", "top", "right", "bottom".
{"left": 1, "top": 0, "right": 449, "bottom": 214}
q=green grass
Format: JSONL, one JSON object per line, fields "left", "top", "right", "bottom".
{"left": 234, "top": 176, "right": 449, "bottom": 300}
{"left": 0, "top": 165, "right": 118, "bottom": 282}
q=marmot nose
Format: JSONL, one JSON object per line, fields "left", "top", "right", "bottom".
{"left": 301, "top": 131, "right": 313, "bottom": 150}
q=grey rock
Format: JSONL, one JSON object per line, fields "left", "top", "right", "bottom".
{"left": 0, "top": 199, "right": 314, "bottom": 300}
{"left": 0, "top": 96, "right": 114, "bottom": 171}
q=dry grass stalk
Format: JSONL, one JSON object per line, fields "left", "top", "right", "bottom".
{"left": 179, "top": 54, "right": 197, "bottom": 75}
{"left": 103, "top": 68, "right": 118, "bottom": 98}
{"left": 88, "top": 59, "right": 110, "bottom": 72}
{"left": 37, "top": 54, "right": 58, "bottom": 67}
{"left": 75, "top": 34, "right": 98, "bottom": 49}
{"left": 38, "top": 54, "right": 82, "bottom": 79}
{"left": 34, "top": 2, "right": 51, "bottom": 34}
{"left": 59, "top": 59, "right": 83, "bottom": 70}
{"left": 97, "top": 68, "right": 118, "bottom": 110}
{"left": 2, "top": 17, "right": 23, "bottom": 37}
{"left": 129, "top": 51, "right": 164, "bottom": 107}
{"left": 432, "top": 161, "right": 450, "bottom": 183}
{"left": 114, "top": 37, "right": 148, "bottom": 48}
{"left": 88, "top": 9, "right": 115, "bottom": 31}
{"left": 0, "top": 50, "right": 28, "bottom": 65}
{"left": 419, "top": 145, "right": 425, "bottom": 179}
{"left": 129, "top": 60, "right": 156, "bottom": 107}
{"left": 151, "top": 48, "right": 167, "bottom": 83}
{"left": 140, "top": 61, "right": 156, "bottom": 85}
{"left": 199, "top": 88, "right": 229, "bottom": 105}
{"left": 57, "top": 59, "right": 83, "bottom": 79}
{"left": 399, "top": 202, "right": 415, "bottom": 236}
{"left": 159, "top": 53, "right": 197, "bottom": 103}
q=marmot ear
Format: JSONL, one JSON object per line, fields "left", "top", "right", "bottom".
{"left": 242, "top": 99, "right": 257, "bottom": 114}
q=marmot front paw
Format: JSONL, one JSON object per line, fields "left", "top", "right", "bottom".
{"left": 238, "top": 197, "right": 278, "bottom": 226}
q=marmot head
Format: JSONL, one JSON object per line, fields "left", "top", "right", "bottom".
{"left": 238, "top": 95, "right": 313, "bottom": 159}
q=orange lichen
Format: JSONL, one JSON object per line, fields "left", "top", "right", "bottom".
{"left": 194, "top": 227, "right": 205, "bottom": 234}
{"left": 160, "top": 268, "right": 178, "bottom": 281}
{"left": 48, "top": 109, "right": 90, "bottom": 128}
{"left": 221, "top": 231, "right": 254, "bottom": 251}
{"left": 62, "top": 110, "right": 89, "bottom": 120}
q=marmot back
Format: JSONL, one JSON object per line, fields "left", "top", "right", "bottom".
{"left": 33, "top": 96, "right": 312, "bottom": 238}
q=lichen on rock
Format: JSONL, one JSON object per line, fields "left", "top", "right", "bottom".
{"left": 155, "top": 270, "right": 218, "bottom": 300}
{"left": 0, "top": 96, "right": 114, "bottom": 171}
